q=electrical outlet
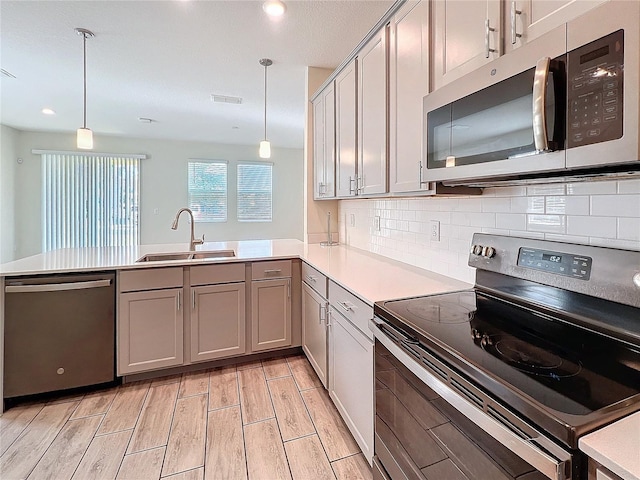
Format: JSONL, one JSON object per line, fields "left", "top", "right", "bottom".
{"left": 350, "top": 213, "right": 356, "bottom": 227}
{"left": 374, "top": 216, "right": 381, "bottom": 231}
{"left": 430, "top": 220, "right": 440, "bottom": 241}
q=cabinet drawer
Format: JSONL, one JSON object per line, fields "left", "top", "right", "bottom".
{"left": 119, "top": 267, "right": 183, "bottom": 292}
{"left": 251, "top": 260, "right": 292, "bottom": 280}
{"left": 329, "top": 280, "right": 373, "bottom": 340}
{"left": 302, "top": 262, "right": 327, "bottom": 298}
{"left": 190, "top": 263, "right": 245, "bottom": 286}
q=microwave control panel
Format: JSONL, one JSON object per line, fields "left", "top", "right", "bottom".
{"left": 567, "top": 30, "right": 623, "bottom": 148}
{"left": 518, "top": 247, "right": 592, "bottom": 280}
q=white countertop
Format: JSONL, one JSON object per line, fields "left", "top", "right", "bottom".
{"left": 580, "top": 412, "right": 640, "bottom": 480}
{"left": 0, "top": 240, "right": 471, "bottom": 304}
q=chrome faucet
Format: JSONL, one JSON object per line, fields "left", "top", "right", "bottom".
{"left": 171, "top": 208, "right": 204, "bottom": 251}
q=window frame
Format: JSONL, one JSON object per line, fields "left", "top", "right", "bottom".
{"left": 236, "top": 161, "right": 273, "bottom": 223}
{"left": 187, "top": 159, "right": 228, "bottom": 223}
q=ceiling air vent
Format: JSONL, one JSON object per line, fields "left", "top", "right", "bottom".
{"left": 1, "top": 69, "right": 17, "bottom": 78}
{"left": 211, "top": 94, "right": 242, "bottom": 104}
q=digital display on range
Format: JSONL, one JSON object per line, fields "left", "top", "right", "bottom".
{"left": 542, "top": 254, "right": 562, "bottom": 263}
{"left": 518, "top": 248, "right": 592, "bottom": 280}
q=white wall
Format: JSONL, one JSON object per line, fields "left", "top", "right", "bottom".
{"left": 10, "top": 129, "right": 304, "bottom": 259}
{"left": 339, "top": 180, "right": 640, "bottom": 284}
{"left": 0, "top": 125, "right": 18, "bottom": 263}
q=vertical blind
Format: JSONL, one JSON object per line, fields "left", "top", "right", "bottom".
{"left": 188, "top": 160, "right": 227, "bottom": 222}
{"left": 41, "top": 153, "right": 140, "bottom": 251}
{"left": 237, "top": 162, "right": 272, "bottom": 222}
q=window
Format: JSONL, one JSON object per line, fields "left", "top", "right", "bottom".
{"left": 41, "top": 152, "right": 140, "bottom": 251}
{"left": 237, "top": 162, "right": 272, "bottom": 222}
{"left": 188, "top": 160, "right": 227, "bottom": 222}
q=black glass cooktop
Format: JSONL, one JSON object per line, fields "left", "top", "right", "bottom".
{"left": 375, "top": 288, "right": 640, "bottom": 446}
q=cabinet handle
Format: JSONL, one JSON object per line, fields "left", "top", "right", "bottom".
{"left": 287, "top": 279, "right": 291, "bottom": 299}
{"left": 177, "top": 291, "right": 181, "bottom": 311}
{"left": 326, "top": 309, "right": 331, "bottom": 327}
{"left": 192, "top": 290, "right": 196, "bottom": 310}
{"left": 320, "top": 305, "right": 326, "bottom": 324}
{"left": 357, "top": 175, "right": 364, "bottom": 193}
{"left": 306, "top": 275, "right": 317, "bottom": 283}
{"left": 511, "top": 1, "right": 522, "bottom": 45}
{"left": 419, "top": 160, "right": 429, "bottom": 186}
{"left": 264, "top": 269, "right": 282, "bottom": 275}
{"left": 339, "top": 301, "right": 353, "bottom": 312}
{"left": 349, "top": 176, "right": 356, "bottom": 194}
{"left": 485, "top": 18, "right": 497, "bottom": 58}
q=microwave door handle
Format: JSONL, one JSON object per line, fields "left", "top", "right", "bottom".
{"left": 533, "top": 57, "right": 551, "bottom": 152}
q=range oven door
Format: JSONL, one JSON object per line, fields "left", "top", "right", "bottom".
{"left": 372, "top": 318, "right": 574, "bottom": 480}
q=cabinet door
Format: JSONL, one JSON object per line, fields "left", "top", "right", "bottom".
{"left": 328, "top": 308, "right": 374, "bottom": 464}
{"left": 505, "top": 0, "right": 608, "bottom": 53}
{"left": 432, "top": 0, "right": 501, "bottom": 90}
{"left": 302, "top": 283, "right": 328, "bottom": 388}
{"left": 312, "top": 85, "right": 336, "bottom": 199}
{"left": 190, "top": 282, "right": 246, "bottom": 363}
{"left": 358, "top": 28, "right": 388, "bottom": 196}
{"left": 389, "top": 0, "right": 430, "bottom": 193}
{"left": 251, "top": 278, "right": 292, "bottom": 351}
{"left": 335, "top": 59, "right": 358, "bottom": 197}
{"left": 118, "top": 288, "right": 184, "bottom": 375}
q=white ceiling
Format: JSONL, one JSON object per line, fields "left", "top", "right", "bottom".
{"left": 0, "top": 0, "right": 393, "bottom": 149}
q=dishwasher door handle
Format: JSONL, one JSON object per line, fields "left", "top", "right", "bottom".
{"left": 5, "top": 279, "right": 112, "bottom": 293}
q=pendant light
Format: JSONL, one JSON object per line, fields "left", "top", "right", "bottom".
{"left": 75, "top": 28, "right": 94, "bottom": 150}
{"left": 259, "top": 58, "right": 273, "bottom": 159}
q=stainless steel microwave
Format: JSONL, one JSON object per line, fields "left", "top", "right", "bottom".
{"left": 423, "top": 0, "right": 639, "bottom": 185}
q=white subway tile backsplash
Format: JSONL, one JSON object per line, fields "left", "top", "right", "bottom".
{"left": 617, "top": 218, "right": 640, "bottom": 241}
{"left": 339, "top": 180, "right": 638, "bottom": 283}
{"left": 591, "top": 195, "right": 640, "bottom": 218}
{"left": 567, "top": 216, "right": 616, "bottom": 237}
{"left": 496, "top": 213, "right": 527, "bottom": 230}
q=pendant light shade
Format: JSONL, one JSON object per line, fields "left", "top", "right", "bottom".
{"left": 259, "top": 58, "right": 273, "bottom": 159}
{"left": 76, "top": 28, "right": 94, "bottom": 150}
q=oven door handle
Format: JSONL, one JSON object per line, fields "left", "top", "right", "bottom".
{"left": 371, "top": 318, "right": 572, "bottom": 480}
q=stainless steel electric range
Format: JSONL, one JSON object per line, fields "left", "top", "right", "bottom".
{"left": 372, "top": 234, "right": 640, "bottom": 480}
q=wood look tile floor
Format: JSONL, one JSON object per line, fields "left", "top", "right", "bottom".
{"left": 0, "top": 355, "right": 371, "bottom": 480}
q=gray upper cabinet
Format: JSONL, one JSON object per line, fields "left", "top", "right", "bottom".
{"left": 357, "top": 28, "right": 388, "bottom": 196}
{"left": 335, "top": 59, "right": 358, "bottom": 198}
{"left": 504, "top": 0, "right": 608, "bottom": 53}
{"left": 432, "top": 0, "right": 502, "bottom": 90}
{"left": 389, "top": 0, "right": 431, "bottom": 194}
{"left": 313, "top": 83, "right": 336, "bottom": 199}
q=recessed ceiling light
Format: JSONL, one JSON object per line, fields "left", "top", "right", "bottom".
{"left": 263, "top": 0, "right": 286, "bottom": 17}
{"left": 42, "top": 108, "right": 56, "bottom": 115}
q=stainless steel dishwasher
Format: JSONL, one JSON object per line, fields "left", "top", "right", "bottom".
{"left": 4, "top": 272, "right": 116, "bottom": 398}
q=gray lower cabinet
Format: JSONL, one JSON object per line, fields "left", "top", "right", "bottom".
{"left": 251, "top": 277, "right": 292, "bottom": 351}
{"left": 190, "top": 282, "right": 246, "bottom": 362}
{"left": 118, "top": 288, "right": 184, "bottom": 375}
{"left": 302, "top": 282, "right": 328, "bottom": 387}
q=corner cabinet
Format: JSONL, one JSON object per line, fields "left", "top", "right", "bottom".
{"left": 432, "top": 0, "right": 501, "bottom": 90}
{"left": 335, "top": 59, "right": 358, "bottom": 198}
{"left": 118, "top": 268, "right": 185, "bottom": 375}
{"left": 357, "top": 28, "right": 388, "bottom": 196}
{"left": 189, "top": 264, "right": 246, "bottom": 362}
{"left": 251, "top": 260, "right": 292, "bottom": 352}
{"left": 313, "top": 83, "right": 336, "bottom": 199}
{"left": 389, "top": 0, "right": 430, "bottom": 194}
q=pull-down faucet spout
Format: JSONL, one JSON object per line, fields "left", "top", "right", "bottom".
{"left": 171, "top": 208, "right": 204, "bottom": 251}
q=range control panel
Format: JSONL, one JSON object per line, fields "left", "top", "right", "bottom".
{"left": 567, "top": 29, "right": 624, "bottom": 148}
{"left": 518, "top": 247, "right": 592, "bottom": 280}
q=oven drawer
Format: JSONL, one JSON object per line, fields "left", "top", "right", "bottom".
{"left": 329, "top": 280, "right": 373, "bottom": 340}
{"left": 373, "top": 321, "right": 573, "bottom": 480}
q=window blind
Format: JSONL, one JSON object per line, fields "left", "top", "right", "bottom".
{"left": 41, "top": 153, "right": 140, "bottom": 251}
{"left": 237, "top": 163, "right": 272, "bottom": 222}
{"left": 188, "top": 161, "right": 227, "bottom": 222}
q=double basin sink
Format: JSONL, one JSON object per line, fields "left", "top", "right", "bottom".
{"left": 136, "top": 250, "right": 236, "bottom": 263}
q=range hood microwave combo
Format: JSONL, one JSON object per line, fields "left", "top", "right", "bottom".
{"left": 423, "top": 0, "right": 639, "bottom": 186}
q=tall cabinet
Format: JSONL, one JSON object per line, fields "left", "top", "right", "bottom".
{"left": 389, "top": 0, "right": 430, "bottom": 193}
{"left": 335, "top": 59, "right": 358, "bottom": 198}
{"left": 357, "top": 28, "right": 388, "bottom": 196}
{"left": 312, "top": 83, "right": 336, "bottom": 199}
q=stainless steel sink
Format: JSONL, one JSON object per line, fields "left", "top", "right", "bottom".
{"left": 192, "top": 250, "right": 236, "bottom": 259}
{"left": 136, "top": 250, "right": 236, "bottom": 263}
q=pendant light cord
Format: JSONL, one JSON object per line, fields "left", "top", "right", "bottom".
{"left": 263, "top": 62, "right": 267, "bottom": 140}
{"left": 82, "top": 32, "right": 87, "bottom": 129}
